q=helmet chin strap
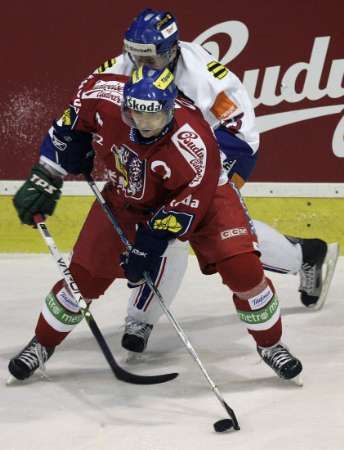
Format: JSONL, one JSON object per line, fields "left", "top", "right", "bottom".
{"left": 167, "top": 44, "right": 180, "bottom": 73}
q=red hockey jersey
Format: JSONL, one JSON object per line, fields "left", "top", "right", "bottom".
{"left": 69, "top": 74, "right": 222, "bottom": 240}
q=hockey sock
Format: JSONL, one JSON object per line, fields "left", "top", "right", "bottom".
{"left": 233, "top": 278, "right": 282, "bottom": 347}
{"left": 35, "top": 263, "right": 113, "bottom": 347}
{"left": 217, "top": 253, "right": 282, "bottom": 347}
{"left": 35, "top": 280, "right": 83, "bottom": 347}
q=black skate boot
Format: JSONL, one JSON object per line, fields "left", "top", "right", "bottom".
{"left": 298, "top": 238, "right": 327, "bottom": 307}
{"left": 286, "top": 236, "right": 340, "bottom": 309}
{"left": 8, "top": 336, "right": 55, "bottom": 381}
{"left": 257, "top": 342, "right": 302, "bottom": 380}
{"left": 121, "top": 318, "right": 153, "bottom": 353}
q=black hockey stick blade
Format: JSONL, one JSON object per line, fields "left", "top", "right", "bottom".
{"left": 85, "top": 312, "right": 178, "bottom": 385}
{"left": 223, "top": 401, "right": 240, "bottom": 430}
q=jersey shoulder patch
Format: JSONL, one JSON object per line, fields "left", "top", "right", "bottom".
{"left": 97, "top": 57, "right": 117, "bottom": 74}
{"left": 206, "top": 60, "right": 229, "bottom": 80}
{"left": 210, "top": 91, "right": 239, "bottom": 121}
{"left": 81, "top": 79, "right": 124, "bottom": 107}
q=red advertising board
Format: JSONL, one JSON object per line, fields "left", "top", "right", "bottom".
{"left": 0, "top": 1, "right": 343, "bottom": 181}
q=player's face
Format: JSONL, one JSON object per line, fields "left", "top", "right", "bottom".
{"left": 130, "top": 110, "right": 169, "bottom": 138}
{"left": 129, "top": 46, "right": 177, "bottom": 71}
{"left": 131, "top": 54, "right": 169, "bottom": 70}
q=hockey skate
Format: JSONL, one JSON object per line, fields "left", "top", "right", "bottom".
{"left": 121, "top": 317, "right": 153, "bottom": 353}
{"left": 297, "top": 239, "right": 340, "bottom": 310}
{"left": 7, "top": 336, "right": 55, "bottom": 383}
{"left": 286, "top": 236, "right": 340, "bottom": 309}
{"left": 257, "top": 342, "right": 302, "bottom": 382}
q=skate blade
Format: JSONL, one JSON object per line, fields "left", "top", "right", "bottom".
{"left": 6, "top": 371, "right": 51, "bottom": 385}
{"left": 312, "top": 242, "right": 340, "bottom": 311}
{"left": 6, "top": 375, "right": 18, "bottom": 386}
{"left": 37, "top": 369, "right": 51, "bottom": 381}
{"left": 292, "top": 374, "right": 304, "bottom": 387}
{"left": 125, "top": 351, "right": 145, "bottom": 364}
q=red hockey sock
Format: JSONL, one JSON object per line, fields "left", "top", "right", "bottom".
{"left": 35, "top": 264, "right": 113, "bottom": 348}
{"left": 217, "top": 253, "right": 282, "bottom": 347}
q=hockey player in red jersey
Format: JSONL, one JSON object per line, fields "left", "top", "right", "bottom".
{"left": 9, "top": 67, "right": 302, "bottom": 382}
{"left": 92, "top": 8, "right": 339, "bottom": 353}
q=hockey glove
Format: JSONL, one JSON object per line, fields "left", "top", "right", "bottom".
{"left": 120, "top": 224, "right": 169, "bottom": 288}
{"left": 13, "top": 163, "right": 63, "bottom": 225}
{"left": 41, "top": 120, "right": 95, "bottom": 175}
{"left": 51, "top": 119, "right": 95, "bottom": 176}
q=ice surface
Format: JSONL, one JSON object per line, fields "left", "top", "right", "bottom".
{"left": 0, "top": 254, "right": 343, "bottom": 450}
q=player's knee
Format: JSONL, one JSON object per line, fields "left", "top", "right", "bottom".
{"left": 69, "top": 263, "right": 113, "bottom": 299}
{"left": 217, "top": 252, "right": 264, "bottom": 293}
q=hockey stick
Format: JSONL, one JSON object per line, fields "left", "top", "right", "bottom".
{"left": 33, "top": 214, "right": 178, "bottom": 385}
{"left": 85, "top": 175, "right": 240, "bottom": 432}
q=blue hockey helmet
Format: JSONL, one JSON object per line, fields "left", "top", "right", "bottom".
{"left": 123, "top": 9, "right": 179, "bottom": 69}
{"left": 122, "top": 66, "right": 177, "bottom": 138}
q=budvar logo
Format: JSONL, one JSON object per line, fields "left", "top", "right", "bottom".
{"left": 172, "top": 124, "right": 207, "bottom": 187}
{"left": 83, "top": 80, "right": 123, "bottom": 106}
{"left": 93, "top": 80, "right": 123, "bottom": 92}
{"left": 194, "top": 22, "right": 344, "bottom": 157}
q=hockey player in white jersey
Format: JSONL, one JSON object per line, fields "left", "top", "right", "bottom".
{"left": 52, "top": 9, "right": 341, "bottom": 354}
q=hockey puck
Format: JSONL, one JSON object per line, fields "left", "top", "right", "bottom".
{"left": 213, "top": 418, "right": 234, "bottom": 433}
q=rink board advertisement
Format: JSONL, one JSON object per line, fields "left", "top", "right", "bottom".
{"left": 0, "top": 1, "right": 343, "bottom": 182}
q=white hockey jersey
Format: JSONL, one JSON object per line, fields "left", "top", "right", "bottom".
{"left": 95, "top": 41, "right": 259, "bottom": 153}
